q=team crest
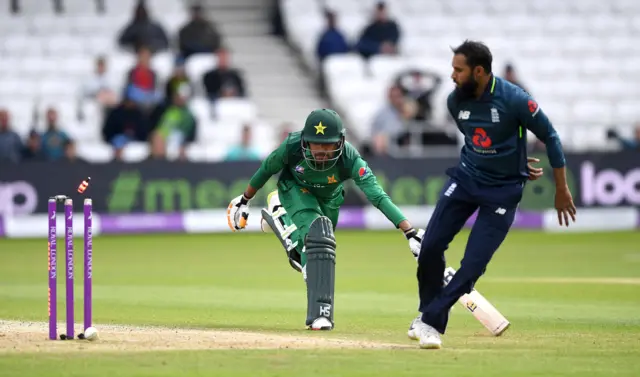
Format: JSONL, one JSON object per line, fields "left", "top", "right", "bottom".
{"left": 358, "top": 167, "right": 369, "bottom": 178}
{"left": 295, "top": 165, "right": 305, "bottom": 174}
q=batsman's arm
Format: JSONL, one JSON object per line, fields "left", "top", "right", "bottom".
{"left": 243, "top": 140, "right": 287, "bottom": 199}
{"left": 350, "top": 158, "right": 414, "bottom": 234}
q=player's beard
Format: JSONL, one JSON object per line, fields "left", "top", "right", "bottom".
{"left": 455, "top": 76, "right": 479, "bottom": 100}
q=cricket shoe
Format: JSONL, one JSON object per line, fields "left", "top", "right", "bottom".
{"left": 308, "top": 317, "right": 333, "bottom": 331}
{"left": 407, "top": 315, "right": 421, "bottom": 340}
{"left": 414, "top": 320, "right": 442, "bottom": 349}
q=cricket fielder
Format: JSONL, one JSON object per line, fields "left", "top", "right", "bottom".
{"left": 226, "top": 108, "right": 423, "bottom": 331}
{"left": 410, "top": 40, "right": 577, "bottom": 349}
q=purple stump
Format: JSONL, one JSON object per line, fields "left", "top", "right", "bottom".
{"left": 84, "top": 199, "right": 92, "bottom": 331}
{"left": 64, "top": 199, "right": 74, "bottom": 339}
{"left": 48, "top": 198, "right": 57, "bottom": 340}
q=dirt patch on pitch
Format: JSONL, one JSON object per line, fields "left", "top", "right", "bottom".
{"left": 0, "top": 320, "right": 408, "bottom": 353}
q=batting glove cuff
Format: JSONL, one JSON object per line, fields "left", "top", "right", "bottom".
{"left": 404, "top": 228, "right": 418, "bottom": 240}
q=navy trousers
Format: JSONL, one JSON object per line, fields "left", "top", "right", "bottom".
{"left": 418, "top": 168, "right": 524, "bottom": 334}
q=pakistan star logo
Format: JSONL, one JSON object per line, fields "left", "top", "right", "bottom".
{"left": 315, "top": 122, "right": 326, "bottom": 135}
{"left": 327, "top": 175, "right": 337, "bottom": 184}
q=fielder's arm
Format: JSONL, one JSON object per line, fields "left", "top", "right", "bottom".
{"left": 514, "top": 92, "right": 576, "bottom": 226}
{"left": 350, "top": 158, "right": 414, "bottom": 235}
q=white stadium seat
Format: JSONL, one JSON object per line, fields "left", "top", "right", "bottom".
{"left": 76, "top": 142, "right": 114, "bottom": 163}
{"left": 121, "top": 142, "right": 150, "bottom": 162}
{"left": 185, "top": 55, "right": 218, "bottom": 83}
{"left": 213, "top": 99, "right": 259, "bottom": 123}
{"left": 368, "top": 55, "right": 410, "bottom": 83}
{"left": 323, "top": 54, "right": 367, "bottom": 81}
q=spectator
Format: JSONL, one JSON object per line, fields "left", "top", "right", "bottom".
{"left": 63, "top": 140, "right": 87, "bottom": 163}
{"left": 118, "top": 1, "right": 169, "bottom": 54}
{"left": 177, "top": 4, "right": 222, "bottom": 59}
{"left": 395, "top": 69, "right": 442, "bottom": 121}
{"left": 41, "top": 108, "right": 70, "bottom": 161}
{"left": 102, "top": 88, "right": 151, "bottom": 161}
{"left": 607, "top": 123, "right": 640, "bottom": 150}
{"left": 225, "top": 124, "right": 261, "bottom": 161}
{"left": 316, "top": 10, "right": 350, "bottom": 63}
{"left": 22, "top": 130, "right": 45, "bottom": 161}
{"left": 503, "top": 63, "right": 528, "bottom": 93}
{"left": 355, "top": 1, "right": 401, "bottom": 59}
{"left": 165, "top": 57, "right": 193, "bottom": 102}
{"left": 203, "top": 47, "right": 246, "bottom": 101}
{"left": 81, "top": 56, "right": 118, "bottom": 110}
{"left": 125, "top": 45, "right": 162, "bottom": 110}
{"left": 370, "top": 85, "right": 415, "bottom": 155}
{"left": 149, "top": 83, "right": 197, "bottom": 161}
{"left": 0, "top": 109, "right": 23, "bottom": 163}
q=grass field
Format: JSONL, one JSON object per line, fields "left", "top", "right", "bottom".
{"left": 1, "top": 229, "right": 639, "bottom": 376}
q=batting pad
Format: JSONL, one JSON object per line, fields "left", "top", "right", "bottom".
{"left": 304, "top": 216, "right": 337, "bottom": 326}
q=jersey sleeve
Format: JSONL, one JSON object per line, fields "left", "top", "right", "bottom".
{"left": 248, "top": 139, "right": 286, "bottom": 189}
{"left": 514, "top": 90, "right": 566, "bottom": 168}
{"left": 350, "top": 157, "right": 407, "bottom": 227}
{"left": 447, "top": 91, "right": 463, "bottom": 133}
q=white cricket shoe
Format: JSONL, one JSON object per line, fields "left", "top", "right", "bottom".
{"left": 309, "top": 317, "right": 333, "bottom": 331}
{"left": 407, "top": 315, "right": 421, "bottom": 340}
{"left": 415, "top": 320, "right": 442, "bottom": 349}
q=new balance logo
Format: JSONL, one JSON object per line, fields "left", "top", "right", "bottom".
{"left": 495, "top": 208, "right": 506, "bottom": 215}
{"left": 458, "top": 110, "right": 470, "bottom": 120}
{"left": 491, "top": 108, "right": 500, "bottom": 123}
{"left": 444, "top": 183, "right": 457, "bottom": 197}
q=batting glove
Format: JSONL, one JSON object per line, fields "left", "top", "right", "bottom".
{"left": 227, "top": 194, "right": 251, "bottom": 232}
{"left": 405, "top": 228, "right": 425, "bottom": 261}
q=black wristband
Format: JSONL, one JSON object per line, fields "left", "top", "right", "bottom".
{"left": 240, "top": 194, "right": 251, "bottom": 205}
{"left": 404, "top": 228, "right": 417, "bottom": 240}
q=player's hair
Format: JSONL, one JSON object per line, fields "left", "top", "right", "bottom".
{"left": 452, "top": 40, "right": 493, "bottom": 74}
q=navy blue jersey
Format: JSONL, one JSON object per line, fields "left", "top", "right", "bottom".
{"left": 447, "top": 75, "right": 566, "bottom": 186}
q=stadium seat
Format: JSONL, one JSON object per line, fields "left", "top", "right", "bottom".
{"left": 329, "top": 78, "right": 387, "bottom": 111}
{"left": 185, "top": 143, "right": 209, "bottom": 162}
{"left": 152, "top": 52, "right": 175, "bottom": 81}
{"left": 342, "top": 100, "right": 382, "bottom": 141}
{"left": 614, "top": 100, "right": 640, "bottom": 123}
{"left": 64, "top": 121, "right": 102, "bottom": 143}
{"left": 121, "top": 142, "right": 150, "bottom": 162}
{"left": 189, "top": 98, "right": 213, "bottom": 125}
{"left": 76, "top": 142, "right": 114, "bottom": 163}
{"left": 323, "top": 54, "right": 367, "bottom": 82}
{"left": 185, "top": 55, "right": 218, "bottom": 84}
{"left": 368, "top": 55, "right": 410, "bottom": 83}
{"left": 213, "top": 99, "right": 258, "bottom": 123}
{"left": 572, "top": 100, "right": 614, "bottom": 124}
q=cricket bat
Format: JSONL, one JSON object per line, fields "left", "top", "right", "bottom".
{"left": 443, "top": 267, "right": 510, "bottom": 336}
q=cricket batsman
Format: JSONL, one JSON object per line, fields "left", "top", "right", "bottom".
{"left": 409, "top": 40, "right": 577, "bottom": 349}
{"left": 226, "top": 108, "right": 423, "bottom": 331}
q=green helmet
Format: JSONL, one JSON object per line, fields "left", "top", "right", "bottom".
{"left": 301, "top": 109, "right": 346, "bottom": 171}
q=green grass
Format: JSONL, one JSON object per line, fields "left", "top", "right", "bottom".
{"left": 1, "top": 230, "right": 639, "bottom": 376}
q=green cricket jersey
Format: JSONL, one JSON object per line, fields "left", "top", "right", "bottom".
{"left": 249, "top": 131, "right": 407, "bottom": 227}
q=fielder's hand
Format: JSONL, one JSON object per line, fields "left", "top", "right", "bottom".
{"left": 527, "top": 157, "right": 544, "bottom": 181}
{"left": 227, "top": 194, "right": 251, "bottom": 232}
{"left": 405, "top": 228, "right": 425, "bottom": 261}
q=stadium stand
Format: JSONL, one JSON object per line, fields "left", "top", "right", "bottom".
{"left": 3, "top": 0, "right": 638, "bottom": 163}
{"left": 281, "top": 0, "right": 640, "bottom": 155}
{"left": 0, "top": 0, "right": 280, "bottom": 163}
